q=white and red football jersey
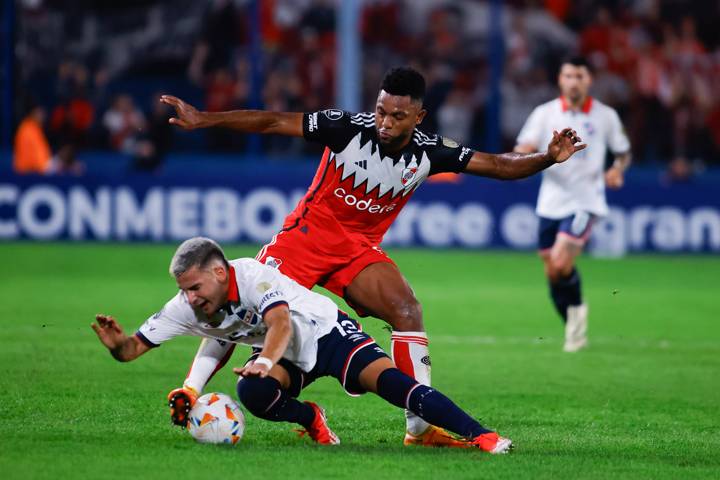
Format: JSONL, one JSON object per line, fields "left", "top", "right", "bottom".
{"left": 283, "top": 109, "right": 475, "bottom": 246}
{"left": 516, "top": 97, "right": 630, "bottom": 219}
{"left": 135, "top": 258, "right": 338, "bottom": 372}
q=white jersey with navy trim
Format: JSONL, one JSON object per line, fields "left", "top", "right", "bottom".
{"left": 516, "top": 97, "right": 630, "bottom": 219}
{"left": 136, "top": 258, "right": 337, "bottom": 371}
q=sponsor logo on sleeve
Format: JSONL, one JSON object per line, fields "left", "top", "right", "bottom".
{"left": 260, "top": 291, "right": 282, "bottom": 302}
{"left": 308, "top": 112, "right": 318, "bottom": 132}
{"left": 442, "top": 136, "right": 459, "bottom": 148}
{"left": 259, "top": 290, "right": 284, "bottom": 311}
{"left": 323, "top": 109, "right": 344, "bottom": 121}
{"left": 459, "top": 147, "right": 472, "bottom": 162}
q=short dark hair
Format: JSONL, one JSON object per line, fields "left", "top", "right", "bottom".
{"left": 560, "top": 55, "right": 593, "bottom": 74}
{"left": 380, "top": 66, "right": 426, "bottom": 102}
{"left": 169, "top": 237, "right": 229, "bottom": 277}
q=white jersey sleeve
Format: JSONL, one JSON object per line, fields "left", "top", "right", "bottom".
{"left": 135, "top": 292, "right": 192, "bottom": 347}
{"left": 607, "top": 108, "right": 630, "bottom": 155}
{"left": 183, "top": 338, "right": 235, "bottom": 394}
{"left": 515, "top": 105, "right": 545, "bottom": 149}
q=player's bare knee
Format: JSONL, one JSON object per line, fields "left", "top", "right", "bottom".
{"left": 549, "top": 257, "right": 573, "bottom": 280}
{"left": 387, "top": 298, "right": 423, "bottom": 332}
{"left": 545, "top": 260, "right": 563, "bottom": 283}
{"left": 546, "top": 268, "right": 560, "bottom": 284}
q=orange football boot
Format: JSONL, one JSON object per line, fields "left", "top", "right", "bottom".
{"left": 468, "top": 432, "right": 514, "bottom": 454}
{"left": 403, "top": 425, "right": 469, "bottom": 448}
{"left": 296, "top": 401, "right": 340, "bottom": 445}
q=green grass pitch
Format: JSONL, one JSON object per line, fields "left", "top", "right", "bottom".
{"left": 1, "top": 243, "right": 718, "bottom": 479}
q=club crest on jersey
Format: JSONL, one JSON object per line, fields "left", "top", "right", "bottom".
{"left": 401, "top": 166, "right": 418, "bottom": 186}
{"left": 234, "top": 308, "right": 260, "bottom": 326}
{"left": 583, "top": 122, "right": 595, "bottom": 136}
{"left": 323, "top": 109, "right": 344, "bottom": 120}
{"left": 264, "top": 256, "right": 283, "bottom": 269}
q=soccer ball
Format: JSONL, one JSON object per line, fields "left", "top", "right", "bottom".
{"left": 187, "top": 392, "right": 245, "bottom": 445}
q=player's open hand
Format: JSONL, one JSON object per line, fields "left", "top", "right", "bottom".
{"left": 160, "top": 95, "right": 206, "bottom": 130}
{"left": 91, "top": 314, "right": 126, "bottom": 349}
{"left": 233, "top": 361, "right": 270, "bottom": 378}
{"left": 548, "top": 128, "right": 587, "bottom": 163}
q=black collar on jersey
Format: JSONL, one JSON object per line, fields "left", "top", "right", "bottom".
{"left": 378, "top": 136, "right": 421, "bottom": 165}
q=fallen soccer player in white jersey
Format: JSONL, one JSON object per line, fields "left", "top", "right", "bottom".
{"left": 91, "top": 237, "right": 513, "bottom": 453}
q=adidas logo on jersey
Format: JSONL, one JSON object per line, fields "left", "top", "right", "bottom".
{"left": 354, "top": 159, "right": 367, "bottom": 169}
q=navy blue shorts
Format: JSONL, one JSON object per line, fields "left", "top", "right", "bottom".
{"left": 538, "top": 212, "right": 596, "bottom": 251}
{"left": 247, "top": 311, "right": 389, "bottom": 397}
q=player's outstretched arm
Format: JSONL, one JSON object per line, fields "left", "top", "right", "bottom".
{"left": 464, "top": 128, "right": 586, "bottom": 180}
{"left": 91, "top": 314, "right": 151, "bottom": 362}
{"left": 160, "top": 95, "right": 303, "bottom": 136}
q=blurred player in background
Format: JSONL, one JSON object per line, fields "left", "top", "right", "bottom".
{"left": 514, "top": 56, "right": 631, "bottom": 352}
{"left": 91, "top": 237, "right": 513, "bottom": 453}
{"left": 161, "top": 66, "right": 585, "bottom": 446}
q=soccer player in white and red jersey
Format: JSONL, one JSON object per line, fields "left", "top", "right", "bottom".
{"left": 92, "top": 237, "right": 513, "bottom": 453}
{"left": 515, "top": 56, "right": 631, "bottom": 352}
{"left": 160, "top": 66, "right": 585, "bottom": 446}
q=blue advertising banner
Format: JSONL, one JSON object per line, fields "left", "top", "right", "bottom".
{"left": 1, "top": 170, "right": 718, "bottom": 253}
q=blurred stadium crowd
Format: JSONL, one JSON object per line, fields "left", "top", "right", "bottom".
{"left": 11, "top": 0, "right": 720, "bottom": 178}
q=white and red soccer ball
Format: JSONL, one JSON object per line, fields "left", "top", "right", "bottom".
{"left": 187, "top": 392, "right": 245, "bottom": 445}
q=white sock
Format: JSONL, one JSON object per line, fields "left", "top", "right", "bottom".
{"left": 391, "top": 330, "right": 431, "bottom": 436}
